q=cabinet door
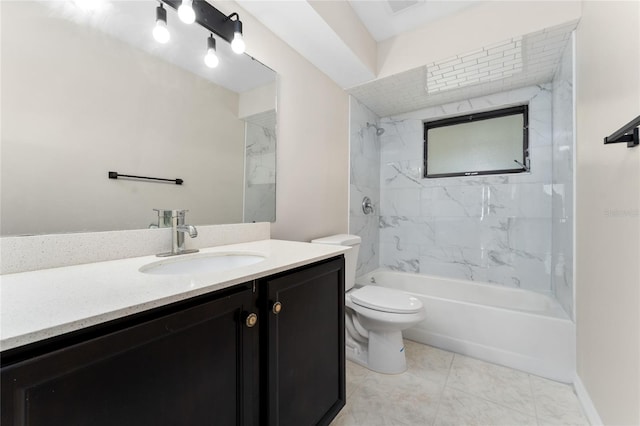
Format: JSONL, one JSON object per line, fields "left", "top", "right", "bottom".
{"left": 260, "top": 257, "right": 345, "bottom": 426}
{"left": 1, "top": 286, "right": 259, "bottom": 426}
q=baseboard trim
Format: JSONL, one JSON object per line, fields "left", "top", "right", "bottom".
{"left": 574, "top": 374, "right": 603, "bottom": 426}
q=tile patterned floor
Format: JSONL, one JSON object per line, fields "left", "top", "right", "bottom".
{"left": 331, "top": 340, "right": 589, "bottom": 426}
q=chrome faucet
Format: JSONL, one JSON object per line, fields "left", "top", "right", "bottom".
{"left": 155, "top": 209, "right": 199, "bottom": 257}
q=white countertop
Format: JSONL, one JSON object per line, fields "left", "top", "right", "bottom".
{"left": 0, "top": 239, "right": 347, "bottom": 352}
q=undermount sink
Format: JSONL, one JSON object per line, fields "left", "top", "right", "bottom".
{"left": 139, "top": 252, "right": 266, "bottom": 275}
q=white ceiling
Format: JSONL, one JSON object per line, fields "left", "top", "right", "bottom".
{"left": 236, "top": 0, "right": 376, "bottom": 88}
{"left": 237, "top": 0, "right": 479, "bottom": 88}
{"left": 347, "top": 0, "right": 478, "bottom": 42}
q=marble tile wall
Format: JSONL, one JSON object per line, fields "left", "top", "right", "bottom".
{"left": 551, "top": 34, "right": 575, "bottom": 317}
{"left": 244, "top": 120, "right": 276, "bottom": 223}
{"left": 378, "top": 85, "right": 554, "bottom": 293}
{"left": 349, "top": 97, "right": 381, "bottom": 276}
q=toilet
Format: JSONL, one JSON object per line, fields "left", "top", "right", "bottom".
{"left": 311, "top": 234, "right": 426, "bottom": 374}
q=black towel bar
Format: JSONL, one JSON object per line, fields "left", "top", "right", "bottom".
{"left": 108, "top": 171, "right": 183, "bottom": 185}
{"left": 604, "top": 115, "right": 640, "bottom": 148}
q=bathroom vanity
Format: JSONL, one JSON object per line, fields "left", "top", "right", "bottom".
{"left": 0, "top": 240, "right": 346, "bottom": 425}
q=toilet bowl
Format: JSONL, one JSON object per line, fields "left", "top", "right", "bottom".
{"left": 311, "top": 234, "right": 426, "bottom": 374}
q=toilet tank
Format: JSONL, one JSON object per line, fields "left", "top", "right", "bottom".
{"left": 310, "top": 234, "right": 361, "bottom": 291}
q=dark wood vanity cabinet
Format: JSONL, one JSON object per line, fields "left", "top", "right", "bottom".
{"left": 1, "top": 256, "right": 345, "bottom": 426}
{"left": 259, "top": 256, "right": 346, "bottom": 426}
{"left": 1, "top": 284, "right": 259, "bottom": 426}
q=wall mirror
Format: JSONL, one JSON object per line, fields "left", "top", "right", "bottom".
{"left": 1, "top": 0, "right": 277, "bottom": 236}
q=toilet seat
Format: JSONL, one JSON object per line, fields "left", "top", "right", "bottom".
{"left": 350, "top": 286, "right": 423, "bottom": 314}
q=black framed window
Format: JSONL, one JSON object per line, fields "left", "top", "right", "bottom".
{"left": 423, "top": 105, "right": 529, "bottom": 178}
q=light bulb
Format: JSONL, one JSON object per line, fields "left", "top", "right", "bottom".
{"left": 178, "top": 0, "right": 196, "bottom": 24}
{"left": 204, "top": 35, "right": 218, "bottom": 68}
{"left": 153, "top": 6, "right": 170, "bottom": 44}
{"left": 230, "top": 19, "right": 245, "bottom": 54}
{"left": 204, "top": 48, "right": 219, "bottom": 68}
{"left": 231, "top": 31, "right": 245, "bottom": 54}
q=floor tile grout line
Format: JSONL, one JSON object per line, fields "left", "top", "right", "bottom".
{"left": 444, "top": 380, "right": 539, "bottom": 420}
{"left": 530, "top": 376, "right": 592, "bottom": 426}
{"left": 529, "top": 373, "right": 543, "bottom": 426}
{"left": 441, "top": 385, "right": 542, "bottom": 425}
{"left": 445, "top": 352, "right": 542, "bottom": 419}
{"left": 430, "top": 351, "right": 457, "bottom": 426}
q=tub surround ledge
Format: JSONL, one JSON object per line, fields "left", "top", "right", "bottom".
{"left": 0, "top": 239, "right": 348, "bottom": 352}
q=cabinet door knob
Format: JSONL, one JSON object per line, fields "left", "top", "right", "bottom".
{"left": 271, "top": 301, "right": 282, "bottom": 315}
{"left": 245, "top": 312, "right": 258, "bottom": 328}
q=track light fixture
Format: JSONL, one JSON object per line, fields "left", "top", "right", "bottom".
{"left": 152, "top": 4, "right": 170, "bottom": 44}
{"left": 204, "top": 35, "right": 219, "bottom": 68}
{"left": 153, "top": 1, "right": 247, "bottom": 67}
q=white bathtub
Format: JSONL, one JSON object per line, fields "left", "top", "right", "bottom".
{"left": 356, "top": 269, "right": 576, "bottom": 383}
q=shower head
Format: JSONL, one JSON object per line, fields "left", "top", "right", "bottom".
{"left": 366, "top": 122, "right": 385, "bottom": 136}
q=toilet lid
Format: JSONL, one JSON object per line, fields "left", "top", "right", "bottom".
{"left": 350, "top": 286, "right": 423, "bottom": 314}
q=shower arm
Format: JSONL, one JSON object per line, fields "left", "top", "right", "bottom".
{"left": 366, "top": 122, "right": 385, "bottom": 136}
